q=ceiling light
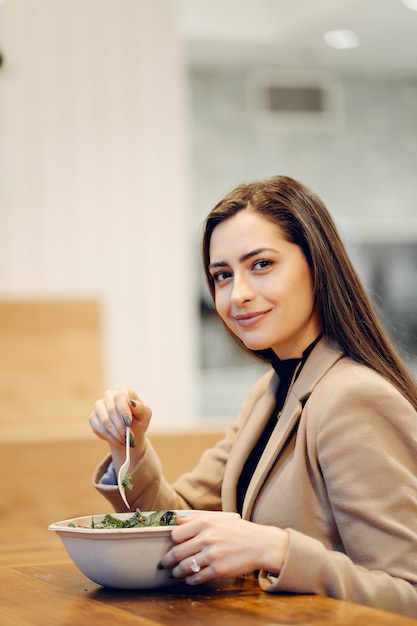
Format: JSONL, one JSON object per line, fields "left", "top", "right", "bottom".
{"left": 323, "top": 29, "right": 360, "bottom": 50}
{"left": 402, "top": 0, "right": 417, "bottom": 10}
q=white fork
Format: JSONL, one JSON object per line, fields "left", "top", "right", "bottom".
{"left": 117, "top": 425, "right": 131, "bottom": 509}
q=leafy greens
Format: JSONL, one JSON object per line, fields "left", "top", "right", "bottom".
{"left": 86, "top": 509, "right": 178, "bottom": 529}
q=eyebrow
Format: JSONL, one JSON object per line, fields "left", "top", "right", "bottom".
{"left": 208, "top": 247, "right": 279, "bottom": 270}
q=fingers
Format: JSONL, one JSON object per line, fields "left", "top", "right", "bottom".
{"left": 89, "top": 392, "right": 123, "bottom": 446}
{"left": 88, "top": 385, "right": 152, "bottom": 447}
{"left": 120, "top": 386, "right": 152, "bottom": 431}
{"left": 159, "top": 540, "right": 210, "bottom": 584}
{"left": 159, "top": 514, "right": 221, "bottom": 583}
{"left": 159, "top": 514, "right": 277, "bottom": 585}
{"left": 168, "top": 553, "right": 211, "bottom": 584}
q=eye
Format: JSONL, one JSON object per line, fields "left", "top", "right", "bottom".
{"left": 212, "top": 270, "right": 232, "bottom": 284}
{"left": 252, "top": 259, "right": 273, "bottom": 271}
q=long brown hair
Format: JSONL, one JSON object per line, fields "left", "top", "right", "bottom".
{"left": 202, "top": 175, "right": 417, "bottom": 410}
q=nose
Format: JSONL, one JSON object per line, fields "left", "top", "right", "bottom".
{"left": 230, "top": 271, "right": 255, "bottom": 306}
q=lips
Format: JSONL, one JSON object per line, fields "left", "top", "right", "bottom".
{"left": 233, "top": 310, "right": 271, "bottom": 328}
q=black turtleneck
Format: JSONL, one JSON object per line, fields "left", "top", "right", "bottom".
{"left": 236, "top": 334, "right": 322, "bottom": 515}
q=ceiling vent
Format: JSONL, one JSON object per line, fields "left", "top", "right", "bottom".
{"left": 246, "top": 70, "right": 344, "bottom": 131}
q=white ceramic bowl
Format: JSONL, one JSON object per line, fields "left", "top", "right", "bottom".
{"left": 49, "top": 510, "right": 226, "bottom": 589}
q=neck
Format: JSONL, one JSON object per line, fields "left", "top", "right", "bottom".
{"left": 272, "top": 333, "right": 323, "bottom": 365}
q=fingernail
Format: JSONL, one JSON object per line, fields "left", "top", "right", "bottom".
{"left": 129, "top": 433, "right": 136, "bottom": 448}
{"left": 122, "top": 415, "right": 131, "bottom": 427}
{"left": 156, "top": 561, "right": 164, "bottom": 570}
{"left": 130, "top": 398, "right": 137, "bottom": 408}
{"left": 168, "top": 571, "right": 176, "bottom": 579}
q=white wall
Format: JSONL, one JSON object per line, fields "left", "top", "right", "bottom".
{"left": 0, "top": 0, "right": 199, "bottom": 428}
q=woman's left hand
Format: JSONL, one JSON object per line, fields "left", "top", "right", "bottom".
{"left": 159, "top": 512, "right": 290, "bottom": 585}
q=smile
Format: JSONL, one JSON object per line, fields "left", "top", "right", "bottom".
{"left": 233, "top": 310, "right": 271, "bottom": 328}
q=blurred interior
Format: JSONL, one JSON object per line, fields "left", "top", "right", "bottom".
{"left": 0, "top": 0, "right": 416, "bottom": 535}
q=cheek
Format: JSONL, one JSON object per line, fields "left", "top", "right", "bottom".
{"left": 302, "top": 269, "right": 315, "bottom": 302}
{"left": 293, "top": 273, "right": 315, "bottom": 312}
{"left": 213, "top": 290, "right": 224, "bottom": 314}
{"left": 214, "top": 290, "right": 230, "bottom": 321}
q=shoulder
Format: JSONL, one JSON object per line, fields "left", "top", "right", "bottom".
{"left": 305, "top": 356, "right": 417, "bottom": 441}
{"left": 313, "top": 356, "right": 410, "bottom": 407}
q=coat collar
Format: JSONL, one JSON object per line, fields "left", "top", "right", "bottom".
{"left": 222, "top": 337, "right": 345, "bottom": 517}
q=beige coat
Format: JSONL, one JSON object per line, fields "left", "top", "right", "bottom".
{"left": 94, "top": 338, "right": 417, "bottom": 617}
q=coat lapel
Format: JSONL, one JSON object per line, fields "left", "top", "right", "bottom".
{"left": 241, "top": 393, "right": 302, "bottom": 518}
{"left": 238, "top": 339, "right": 344, "bottom": 519}
{"left": 221, "top": 371, "right": 277, "bottom": 511}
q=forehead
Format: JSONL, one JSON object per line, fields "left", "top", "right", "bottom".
{"left": 209, "top": 210, "right": 285, "bottom": 257}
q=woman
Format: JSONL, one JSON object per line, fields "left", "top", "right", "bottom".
{"left": 90, "top": 175, "right": 417, "bottom": 617}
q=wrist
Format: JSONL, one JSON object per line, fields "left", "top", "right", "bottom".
{"left": 258, "top": 526, "right": 290, "bottom": 575}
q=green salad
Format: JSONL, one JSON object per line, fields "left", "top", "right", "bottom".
{"left": 68, "top": 509, "right": 178, "bottom": 529}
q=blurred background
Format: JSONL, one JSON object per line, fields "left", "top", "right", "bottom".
{"left": 0, "top": 0, "right": 416, "bottom": 442}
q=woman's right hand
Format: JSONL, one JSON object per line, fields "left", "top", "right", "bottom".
{"left": 89, "top": 385, "right": 152, "bottom": 461}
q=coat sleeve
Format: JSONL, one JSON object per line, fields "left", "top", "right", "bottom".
{"left": 92, "top": 370, "right": 274, "bottom": 513}
{"left": 259, "top": 362, "right": 417, "bottom": 617}
{"left": 92, "top": 412, "right": 240, "bottom": 513}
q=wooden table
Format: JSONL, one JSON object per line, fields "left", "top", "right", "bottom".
{"left": 1, "top": 559, "right": 417, "bottom": 626}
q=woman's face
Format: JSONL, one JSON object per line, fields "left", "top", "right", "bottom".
{"left": 208, "top": 209, "right": 322, "bottom": 359}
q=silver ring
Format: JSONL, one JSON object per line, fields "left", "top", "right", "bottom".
{"left": 190, "top": 557, "right": 201, "bottom": 574}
